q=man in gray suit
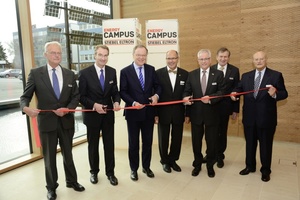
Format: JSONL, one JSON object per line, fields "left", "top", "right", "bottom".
{"left": 20, "top": 41, "right": 85, "bottom": 200}
{"left": 155, "top": 50, "right": 188, "bottom": 173}
{"left": 183, "top": 49, "right": 225, "bottom": 178}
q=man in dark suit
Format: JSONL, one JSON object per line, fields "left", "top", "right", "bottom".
{"left": 78, "top": 45, "right": 121, "bottom": 186}
{"left": 120, "top": 44, "right": 162, "bottom": 181}
{"left": 155, "top": 50, "right": 188, "bottom": 173}
{"left": 20, "top": 41, "right": 85, "bottom": 200}
{"left": 183, "top": 49, "right": 225, "bottom": 178}
{"left": 204, "top": 47, "right": 240, "bottom": 168}
{"left": 231, "top": 51, "right": 288, "bottom": 182}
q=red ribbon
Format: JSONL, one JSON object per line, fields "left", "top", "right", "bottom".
{"left": 32, "top": 87, "right": 269, "bottom": 147}
{"left": 31, "top": 117, "right": 41, "bottom": 148}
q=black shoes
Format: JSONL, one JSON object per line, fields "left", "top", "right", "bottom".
{"left": 207, "top": 167, "right": 215, "bottom": 178}
{"left": 131, "top": 171, "right": 138, "bottom": 181}
{"left": 261, "top": 174, "right": 270, "bottom": 182}
{"left": 142, "top": 168, "right": 155, "bottom": 178}
{"left": 191, "top": 167, "right": 201, "bottom": 176}
{"left": 163, "top": 164, "right": 171, "bottom": 173}
{"left": 90, "top": 173, "right": 98, "bottom": 184}
{"left": 239, "top": 168, "right": 256, "bottom": 175}
{"left": 66, "top": 182, "right": 85, "bottom": 192}
{"left": 107, "top": 175, "right": 118, "bottom": 186}
{"left": 217, "top": 159, "right": 224, "bottom": 168}
{"left": 171, "top": 162, "right": 182, "bottom": 172}
{"left": 47, "top": 190, "right": 57, "bottom": 200}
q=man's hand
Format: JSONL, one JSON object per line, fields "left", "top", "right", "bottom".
{"left": 23, "top": 106, "right": 40, "bottom": 118}
{"left": 134, "top": 102, "right": 145, "bottom": 110}
{"left": 267, "top": 85, "right": 277, "bottom": 98}
{"left": 183, "top": 96, "right": 193, "bottom": 105}
{"left": 231, "top": 112, "right": 238, "bottom": 120}
{"left": 154, "top": 116, "right": 159, "bottom": 124}
{"left": 230, "top": 92, "right": 239, "bottom": 101}
{"left": 201, "top": 96, "right": 210, "bottom": 104}
{"left": 113, "top": 102, "right": 121, "bottom": 111}
{"left": 185, "top": 116, "right": 190, "bottom": 124}
{"left": 93, "top": 103, "right": 107, "bottom": 114}
{"left": 149, "top": 94, "right": 158, "bottom": 104}
{"left": 53, "top": 107, "right": 69, "bottom": 117}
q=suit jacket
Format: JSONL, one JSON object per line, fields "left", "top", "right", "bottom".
{"left": 234, "top": 67, "right": 288, "bottom": 128}
{"left": 211, "top": 63, "right": 240, "bottom": 115}
{"left": 78, "top": 64, "right": 120, "bottom": 127}
{"left": 155, "top": 66, "right": 189, "bottom": 124}
{"left": 183, "top": 67, "right": 225, "bottom": 125}
{"left": 20, "top": 65, "right": 79, "bottom": 132}
{"left": 120, "top": 63, "right": 162, "bottom": 121}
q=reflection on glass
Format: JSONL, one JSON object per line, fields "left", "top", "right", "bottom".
{"left": 29, "top": 0, "right": 112, "bottom": 139}
{"left": 0, "top": 0, "right": 30, "bottom": 165}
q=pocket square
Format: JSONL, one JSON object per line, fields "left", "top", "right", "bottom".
{"left": 212, "top": 82, "right": 217, "bottom": 85}
{"left": 68, "top": 84, "right": 73, "bottom": 87}
{"left": 229, "top": 77, "right": 234, "bottom": 80}
{"left": 180, "top": 81, "right": 185, "bottom": 85}
{"left": 109, "top": 80, "right": 114, "bottom": 84}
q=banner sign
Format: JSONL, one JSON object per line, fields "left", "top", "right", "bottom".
{"left": 146, "top": 19, "right": 179, "bottom": 52}
{"left": 102, "top": 18, "right": 141, "bottom": 52}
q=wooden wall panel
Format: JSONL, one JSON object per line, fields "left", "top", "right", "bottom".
{"left": 120, "top": 0, "right": 300, "bottom": 143}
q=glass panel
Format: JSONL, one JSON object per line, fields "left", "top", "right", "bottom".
{"left": 29, "top": 0, "right": 112, "bottom": 138}
{"left": 0, "top": 1, "right": 30, "bottom": 164}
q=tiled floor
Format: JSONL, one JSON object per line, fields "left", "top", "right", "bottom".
{"left": 0, "top": 135, "right": 299, "bottom": 200}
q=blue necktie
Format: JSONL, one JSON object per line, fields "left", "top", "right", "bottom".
{"left": 99, "top": 69, "right": 105, "bottom": 91}
{"left": 253, "top": 71, "right": 261, "bottom": 98}
{"left": 138, "top": 67, "right": 144, "bottom": 90}
{"left": 52, "top": 68, "right": 60, "bottom": 99}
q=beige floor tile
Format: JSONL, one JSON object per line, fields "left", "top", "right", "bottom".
{"left": 0, "top": 136, "right": 300, "bottom": 200}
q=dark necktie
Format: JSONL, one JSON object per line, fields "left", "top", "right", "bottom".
{"left": 219, "top": 66, "right": 225, "bottom": 77}
{"left": 253, "top": 71, "right": 261, "bottom": 98}
{"left": 52, "top": 68, "right": 60, "bottom": 99}
{"left": 201, "top": 70, "right": 206, "bottom": 95}
{"left": 138, "top": 67, "right": 144, "bottom": 90}
{"left": 99, "top": 69, "right": 105, "bottom": 91}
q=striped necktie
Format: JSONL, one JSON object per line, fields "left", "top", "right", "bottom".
{"left": 201, "top": 70, "right": 206, "bottom": 95}
{"left": 138, "top": 67, "right": 144, "bottom": 90}
{"left": 253, "top": 71, "right": 261, "bottom": 98}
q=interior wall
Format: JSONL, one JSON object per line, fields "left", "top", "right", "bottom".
{"left": 119, "top": 0, "right": 300, "bottom": 143}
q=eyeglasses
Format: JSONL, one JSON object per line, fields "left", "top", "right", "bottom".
{"left": 166, "top": 57, "right": 178, "bottom": 60}
{"left": 47, "top": 51, "right": 62, "bottom": 56}
{"left": 198, "top": 57, "right": 210, "bottom": 62}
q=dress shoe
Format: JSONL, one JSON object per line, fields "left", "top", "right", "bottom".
{"left": 142, "top": 168, "right": 155, "bottom": 178}
{"left": 261, "top": 174, "right": 270, "bottom": 182}
{"left": 66, "top": 182, "right": 85, "bottom": 192}
{"left": 239, "top": 168, "right": 256, "bottom": 175}
{"left": 130, "top": 171, "right": 138, "bottom": 181}
{"left": 162, "top": 164, "right": 171, "bottom": 173}
{"left": 207, "top": 167, "right": 215, "bottom": 178}
{"left": 90, "top": 173, "right": 98, "bottom": 184}
{"left": 202, "top": 156, "right": 207, "bottom": 164}
{"left": 171, "top": 162, "right": 182, "bottom": 172}
{"left": 217, "top": 159, "right": 224, "bottom": 168}
{"left": 107, "top": 175, "right": 118, "bottom": 186}
{"left": 47, "top": 190, "right": 57, "bottom": 200}
{"left": 191, "top": 167, "right": 201, "bottom": 176}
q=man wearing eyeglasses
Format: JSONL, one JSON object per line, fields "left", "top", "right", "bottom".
{"left": 183, "top": 49, "right": 225, "bottom": 178}
{"left": 20, "top": 41, "right": 85, "bottom": 200}
{"left": 155, "top": 50, "right": 189, "bottom": 173}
